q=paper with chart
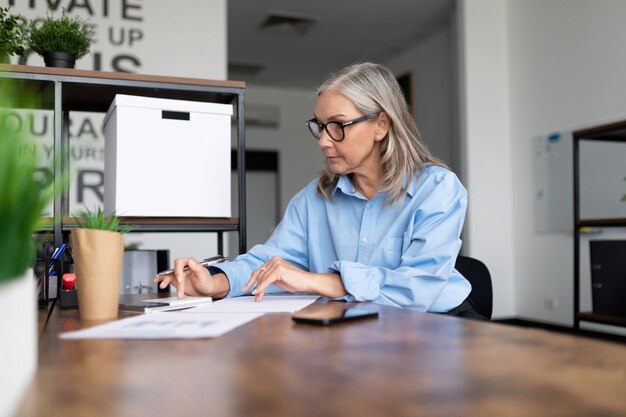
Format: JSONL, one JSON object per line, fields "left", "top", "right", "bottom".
{"left": 188, "top": 294, "right": 320, "bottom": 313}
{"left": 59, "top": 311, "right": 263, "bottom": 340}
{"left": 59, "top": 294, "right": 320, "bottom": 339}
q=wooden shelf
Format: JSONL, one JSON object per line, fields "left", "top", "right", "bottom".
{"left": 0, "top": 64, "right": 245, "bottom": 89}
{"left": 0, "top": 64, "right": 246, "bottom": 112}
{"left": 577, "top": 312, "right": 626, "bottom": 328}
{"left": 39, "top": 217, "right": 241, "bottom": 233}
{"left": 573, "top": 119, "right": 626, "bottom": 140}
{"left": 576, "top": 219, "right": 626, "bottom": 227}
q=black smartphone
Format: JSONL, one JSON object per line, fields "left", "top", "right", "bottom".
{"left": 292, "top": 303, "right": 379, "bottom": 326}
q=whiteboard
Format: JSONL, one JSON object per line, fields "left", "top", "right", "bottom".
{"left": 534, "top": 131, "right": 573, "bottom": 232}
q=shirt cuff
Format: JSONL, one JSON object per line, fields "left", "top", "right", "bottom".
{"left": 207, "top": 264, "right": 251, "bottom": 298}
{"left": 331, "top": 260, "right": 383, "bottom": 301}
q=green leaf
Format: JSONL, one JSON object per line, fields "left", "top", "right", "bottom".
{"left": 0, "top": 6, "right": 28, "bottom": 57}
{"left": 72, "top": 207, "right": 136, "bottom": 234}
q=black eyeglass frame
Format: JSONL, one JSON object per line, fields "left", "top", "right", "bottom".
{"left": 305, "top": 114, "right": 377, "bottom": 141}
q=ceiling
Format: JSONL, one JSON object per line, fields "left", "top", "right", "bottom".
{"left": 227, "top": 0, "right": 455, "bottom": 90}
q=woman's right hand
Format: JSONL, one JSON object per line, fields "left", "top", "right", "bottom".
{"left": 154, "top": 257, "right": 230, "bottom": 299}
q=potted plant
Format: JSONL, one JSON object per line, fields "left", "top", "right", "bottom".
{"left": 0, "top": 79, "right": 57, "bottom": 416}
{"left": 0, "top": 6, "right": 28, "bottom": 63}
{"left": 28, "top": 10, "right": 94, "bottom": 68}
{"left": 71, "top": 208, "right": 133, "bottom": 321}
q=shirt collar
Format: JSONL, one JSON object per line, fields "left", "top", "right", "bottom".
{"left": 334, "top": 175, "right": 357, "bottom": 197}
{"left": 332, "top": 173, "right": 418, "bottom": 199}
{"left": 404, "top": 173, "right": 418, "bottom": 197}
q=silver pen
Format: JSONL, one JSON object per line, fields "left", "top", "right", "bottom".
{"left": 156, "top": 255, "right": 229, "bottom": 276}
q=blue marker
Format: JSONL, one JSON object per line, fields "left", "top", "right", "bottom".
{"left": 48, "top": 243, "right": 67, "bottom": 274}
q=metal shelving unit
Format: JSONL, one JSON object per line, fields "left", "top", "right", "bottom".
{"left": 573, "top": 120, "right": 626, "bottom": 331}
{"left": 0, "top": 64, "right": 246, "bottom": 255}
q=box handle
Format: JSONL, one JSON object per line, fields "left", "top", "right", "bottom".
{"left": 162, "top": 110, "right": 190, "bottom": 121}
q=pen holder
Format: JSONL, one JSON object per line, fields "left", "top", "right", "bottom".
{"left": 60, "top": 289, "right": 78, "bottom": 309}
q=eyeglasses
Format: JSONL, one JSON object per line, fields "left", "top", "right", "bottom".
{"left": 305, "top": 114, "right": 376, "bottom": 141}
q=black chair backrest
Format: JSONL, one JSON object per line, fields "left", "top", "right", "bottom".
{"left": 454, "top": 255, "right": 493, "bottom": 320}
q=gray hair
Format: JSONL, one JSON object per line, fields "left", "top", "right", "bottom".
{"left": 316, "top": 62, "right": 446, "bottom": 203}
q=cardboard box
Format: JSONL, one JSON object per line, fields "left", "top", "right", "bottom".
{"left": 103, "top": 94, "right": 233, "bottom": 217}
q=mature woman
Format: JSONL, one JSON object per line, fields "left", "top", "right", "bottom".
{"left": 155, "top": 62, "right": 481, "bottom": 318}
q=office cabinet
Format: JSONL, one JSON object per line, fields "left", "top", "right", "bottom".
{"left": 573, "top": 120, "right": 626, "bottom": 330}
{"left": 0, "top": 64, "right": 247, "bottom": 255}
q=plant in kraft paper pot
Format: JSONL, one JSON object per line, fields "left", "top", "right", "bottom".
{"left": 71, "top": 208, "right": 134, "bottom": 321}
{"left": 0, "top": 79, "right": 60, "bottom": 417}
{"left": 28, "top": 9, "right": 94, "bottom": 68}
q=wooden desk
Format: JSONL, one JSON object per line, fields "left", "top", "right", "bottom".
{"left": 15, "top": 303, "right": 626, "bottom": 417}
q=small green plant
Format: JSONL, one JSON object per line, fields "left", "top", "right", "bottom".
{"left": 0, "top": 79, "right": 59, "bottom": 283}
{"left": 73, "top": 207, "right": 135, "bottom": 234}
{"left": 0, "top": 6, "right": 28, "bottom": 58}
{"left": 28, "top": 10, "right": 94, "bottom": 59}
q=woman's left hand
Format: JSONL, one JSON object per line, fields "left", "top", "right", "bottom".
{"left": 243, "top": 256, "right": 313, "bottom": 302}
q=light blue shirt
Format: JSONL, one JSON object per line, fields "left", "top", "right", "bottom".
{"left": 214, "top": 165, "right": 471, "bottom": 312}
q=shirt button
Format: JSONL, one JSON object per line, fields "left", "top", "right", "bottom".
{"left": 361, "top": 237, "right": 368, "bottom": 244}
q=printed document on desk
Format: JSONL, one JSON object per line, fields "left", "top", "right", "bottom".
{"left": 188, "top": 294, "right": 320, "bottom": 313}
{"left": 59, "top": 312, "right": 262, "bottom": 340}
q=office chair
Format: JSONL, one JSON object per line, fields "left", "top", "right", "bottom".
{"left": 454, "top": 255, "right": 493, "bottom": 320}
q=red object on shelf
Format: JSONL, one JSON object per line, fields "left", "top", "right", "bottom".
{"left": 62, "top": 273, "right": 76, "bottom": 291}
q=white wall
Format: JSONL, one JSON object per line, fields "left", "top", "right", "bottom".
{"left": 386, "top": 22, "right": 458, "bottom": 172}
{"left": 140, "top": 1, "right": 227, "bottom": 78}
{"left": 11, "top": 0, "right": 227, "bottom": 78}
{"left": 242, "top": 86, "right": 319, "bottom": 215}
{"left": 459, "top": 0, "right": 626, "bottom": 325}
{"left": 457, "top": 0, "right": 516, "bottom": 318}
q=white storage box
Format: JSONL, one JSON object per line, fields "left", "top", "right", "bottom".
{"left": 103, "top": 94, "right": 233, "bottom": 217}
